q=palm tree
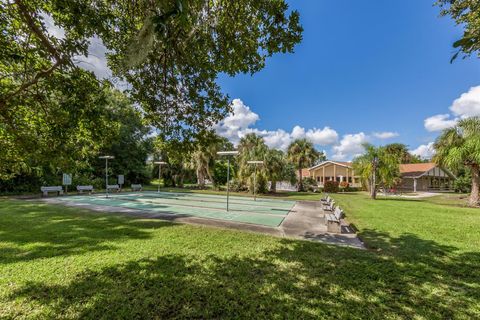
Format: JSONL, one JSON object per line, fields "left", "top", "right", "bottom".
{"left": 433, "top": 117, "right": 480, "bottom": 207}
{"left": 189, "top": 147, "right": 215, "bottom": 188}
{"left": 287, "top": 139, "right": 320, "bottom": 191}
{"left": 237, "top": 133, "right": 268, "bottom": 193}
{"left": 264, "top": 149, "right": 286, "bottom": 192}
{"left": 353, "top": 144, "right": 400, "bottom": 199}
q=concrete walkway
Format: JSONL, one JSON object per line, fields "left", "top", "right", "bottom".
{"left": 280, "top": 201, "right": 364, "bottom": 248}
{"left": 41, "top": 197, "right": 365, "bottom": 249}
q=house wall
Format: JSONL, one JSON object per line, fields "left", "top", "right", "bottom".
{"left": 309, "top": 163, "right": 362, "bottom": 187}
{"left": 399, "top": 174, "right": 454, "bottom": 192}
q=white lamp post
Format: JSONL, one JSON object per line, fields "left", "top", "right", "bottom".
{"left": 217, "top": 150, "right": 239, "bottom": 211}
{"left": 99, "top": 155, "right": 114, "bottom": 198}
{"left": 153, "top": 161, "right": 167, "bottom": 193}
{"left": 247, "top": 160, "right": 264, "bottom": 201}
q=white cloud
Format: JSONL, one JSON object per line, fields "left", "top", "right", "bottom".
{"left": 43, "top": 14, "right": 66, "bottom": 39}
{"left": 373, "top": 131, "right": 399, "bottom": 139}
{"left": 423, "top": 85, "right": 480, "bottom": 133}
{"left": 43, "top": 13, "right": 112, "bottom": 80}
{"left": 450, "top": 85, "right": 480, "bottom": 118}
{"left": 291, "top": 125, "right": 305, "bottom": 139}
{"left": 245, "top": 128, "right": 293, "bottom": 150}
{"left": 215, "top": 99, "right": 260, "bottom": 144}
{"left": 215, "top": 99, "right": 339, "bottom": 150}
{"left": 74, "top": 37, "right": 112, "bottom": 80}
{"left": 424, "top": 114, "right": 457, "bottom": 132}
{"left": 410, "top": 142, "right": 435, "bottom": 159}
{"left": 332, "top": 132, "right": 368, "bottom": 160}
{"left": 305, "top": 127, "right": 338, "bottom": 145}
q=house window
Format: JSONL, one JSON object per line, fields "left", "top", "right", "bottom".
{"left": 320, "top": 176, "right": 324, "bottom": 182}
{"left": 348, "top": 177, "right": 352, "bottom": 183}
{"left": 316, "top": 176, "right": 320, "bottom": 182}
{"left": 336, "top": 177, "right": 341, "bottom": 182}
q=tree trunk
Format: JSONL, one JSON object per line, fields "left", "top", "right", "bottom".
{"left": 469, "top": 165, "right": 480, "bottom": 207}
{"left": 370, "top": 169, "right": 377, "bottom": 200}
{"left": 270, "top": 180, "right": 277, "bottom": 193}
{"left": 297, "top": 168, "right": 303, "bottom": 192}
{"left": 197, "top": 169, "right": 205, "bottom": 188}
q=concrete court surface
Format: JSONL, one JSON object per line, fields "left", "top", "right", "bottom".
{"left": 41, "top": 192, "right": 365, "bottom": 249}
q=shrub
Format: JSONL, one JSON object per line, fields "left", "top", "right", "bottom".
{"left": 454, "top": 175, "right": 471, "bottom": 193}
{"left": 323, "top": 180, "right": 339, "bottom": 193}
{"left": 302, "top": 177, "right": 318, "bottom": 192}
{"left": 339, "top": 181, "right": 349, "bottom": 189}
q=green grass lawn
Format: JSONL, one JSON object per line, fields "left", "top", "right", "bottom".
{"left": 0, "top": 193, "right": 479, "bottom": 319}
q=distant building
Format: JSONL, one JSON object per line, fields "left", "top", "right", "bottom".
{"left": 398, "top": 163, "right": 456, "bottom": 192}
{"left": 307, "top": 161, "right": 362, "bottom": 188}
{"left": 305, "top": 161, "right": 456, "bottom": 192}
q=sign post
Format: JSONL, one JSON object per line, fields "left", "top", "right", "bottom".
{"left": 62, "top": 173, "right": 72, "bottom": 194}
{"left": 153, "top": 161, "right": 167, "bottom": 193}
{"left": 118, "top": 174, "right": 124, "bottom": 191}
{"left": 99, "top": 156, "right": 114, "bottom": 198}
{"left": 217, "top": 151, "right": 239, "bottom": 211}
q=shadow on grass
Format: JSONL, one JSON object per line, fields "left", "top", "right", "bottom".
{"left": 0, "top": 200, "right": 173, "bottom": 264}
{"left": 6, "top": 230, "right": 480, "bottom": 319}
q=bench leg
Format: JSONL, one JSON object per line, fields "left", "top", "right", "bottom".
{"left": 327, "top": 221, "right": 341, "bottom": 233}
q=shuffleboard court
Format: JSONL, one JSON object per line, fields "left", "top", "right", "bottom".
{"left": 56, "top": 191, "right": 296, "bottom": 227}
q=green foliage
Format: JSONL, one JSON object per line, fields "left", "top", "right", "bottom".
{"left": 1, "top": 0, "right": 302, "bottom": 188}
{"left": 323, "top": 180, "right": 339, "bottom": 193}
{"left": 437, "top": 0, "right": 480, "bottom": 61}
{"left": 434, "top": 117, "right": 480, "bottom": 206}
{"left": 454, "top": 175, "right": 472, "bottom": 193}
{"left": 300, "top": 177, "right": 317, "bottom": 192}
{"left": 237, "top": 133, "right": 268, "bottom": 193}
{"left": 287, "top": 139, "right": 322, "bottom": 191}
{"left": 384, "top": 143, "right": 422, "bottom": 163}
{"left": 353, "top": 144, "right": 401, "bottom": 199}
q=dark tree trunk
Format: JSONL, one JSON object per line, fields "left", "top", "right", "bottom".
{"left": 470, "top": 164, "right": 480, "bottom": 207}
{"left": 370, "top": 166, "right": 377, "bottom": 200}
{"left": 297, "top": 168, "right": 303, "bottom": 192}
{"left": 270, "top": 180, "right": 277, "bottom": 193}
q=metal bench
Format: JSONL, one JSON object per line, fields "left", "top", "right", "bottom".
{"left": 131, "top": 184, "right": 142, "bottom": 191}
{"left": 322, "top": 199, "right": 335, "bottom": 211}
{"left": 107, "top": 184, "right": 120, "bottom": 192}
{"left": 325, "top": 207, "right": 344, "bottom": 233}
{"left": 321, "top": 194, "right": 330, "bottom": 203}
{"left": 77, "top": 185, "right": 94, "bottom": 194}
{"left": 41, "top": 186, "right": 64, "bottom": 197}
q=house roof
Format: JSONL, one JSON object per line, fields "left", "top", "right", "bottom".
{"left": 399, "top": 163, "right": 436, "bottom": 178}
{"left": 400, "top": 163, "right": 456, "bottom": 179}
{"left": 309, "top": 161, "right": 353, "bottom": 171}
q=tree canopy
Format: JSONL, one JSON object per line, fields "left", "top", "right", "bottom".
{"left": 287, "top": 138, "right": 323, "bottom": 191}
{"left": 1, "top": 0, "right": 303, "bottom": 140}
{"left": 353, "top": 144, "right": 400, "bottom": 199}
{"left": 433, "top": 117, "right": 480, "bottom": 206}
{"left": 436, "top": 0, "right": 480, "bottom": 61}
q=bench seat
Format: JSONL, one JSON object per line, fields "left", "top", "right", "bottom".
{"left": 107, "top": 184, "right": 120, "bottom": 192}
{"left": 41, "top": 186, "right": 64, "bottom": 197}
{"left": 131, "top": 184, "right": 142, "bottom": 191}
{"left": 325, "top": 207, "right": 343, "bottom": 233}
{"left": 77, "top": 185, "right": 94, "bottom": 194}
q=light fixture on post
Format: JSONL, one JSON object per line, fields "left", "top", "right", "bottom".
{"left": 217, "top": 150, "right": 239, "bottom": 211}
{"left": 99, "top": 155, "right": 114, "bottom": 198}
{"left": 153, "top": 161, "right": 167, "bottom": 193}
{"left": 247, "top": 160, "right": 264, "bottom": 201}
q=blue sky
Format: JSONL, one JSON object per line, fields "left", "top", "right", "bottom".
{"left": 215, "top": 0, "right": 480, "bottom": 160}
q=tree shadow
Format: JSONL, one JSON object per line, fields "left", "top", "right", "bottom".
{"left": 0, "top": 200, "right": 174, "bottom": 264}
{"left": 5, "top": 229, "right": 480, "bottom": 318}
